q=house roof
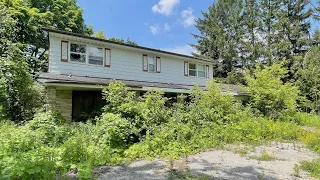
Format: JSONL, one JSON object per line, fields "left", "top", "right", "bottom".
{"left": 42, "top": 27, "right": 212, "bottom": 63}
{"left": 37, "top": 73, "right": 246, "bottom": 95}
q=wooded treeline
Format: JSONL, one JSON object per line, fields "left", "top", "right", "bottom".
{"left": 192, "top": 0, "right": 320, "bottom": 113}
{"left": 192, "top": 0, "right": 319, "bottom": 77}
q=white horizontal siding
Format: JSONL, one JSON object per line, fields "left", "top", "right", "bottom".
{"left": 49, "top": 35, "right": 213, "bottom": 86}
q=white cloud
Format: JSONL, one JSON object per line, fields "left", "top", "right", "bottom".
{"left": 149, "top": 23, "right": 170, "bottom": 35}
{"left": 181, "top": 8, "right": 196, "bottom": 27}
{"left": 164, "top": 23, "right": 170, "bottom": 32}
{"left": 149, "top": 24, "right": 160, "bottom": 35}
{"left": 162, "top": 45, "right": 197, "bottom": 55}
{"left": 152, "top": 0, "right": 180, "bottom": 16}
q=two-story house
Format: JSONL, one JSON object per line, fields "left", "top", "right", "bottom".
{"left": 39, "top": 28, "right": 245, "bottom": 122}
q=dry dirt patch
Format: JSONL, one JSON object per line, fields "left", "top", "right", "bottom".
{"left": 97, "top": 142, "right": 319, "bottom": 180}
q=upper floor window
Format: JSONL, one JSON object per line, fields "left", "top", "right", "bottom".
{"left": 187, "top": 63, "right": 208, "bottom": 78}
{"left": 148, "top": 56, "right": 156, "bottom": 72}
{"left": 88, "top": 46, "right": 103, "bottom": 66}
{"left": 62, "top": 41, "right": 110, "bottom": 67}
{"left": 143, "top": 55, "right": 161, "bottom": 73}
{"left": 70, "top": 43, "right": 86, "bottom": 63}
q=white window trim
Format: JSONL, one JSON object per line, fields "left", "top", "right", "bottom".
{"left": 68, "top": 41, "right": 106, "bottom": 67}
{"left": 188, "top": 63, "right": 208, "bottom": 78}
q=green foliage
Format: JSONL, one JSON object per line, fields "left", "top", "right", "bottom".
{"left": 191, "top": 0, "right": 244, "bottom": 77}
{"left": 108, "top": 37, "right": 138, "bottom": 45}
{"left": 249, "top": 151, "right": 277, "bottom": 161}
{"left": 294, "top": 112, "right": 320, "bottom": 129}
{"left": 125, "top": 81, "right": 303, "bottom": 160}
{"left": 0, "top": 81, "right": 318, "bottom": 179}
{"left": 300, "top": 159, "right": 320, "bottom": 178}
{"left": 192, "top": 0, "right": 312, "bottom": 76}
{"left": 295, "top": 47, "right": 320, "bottom": 113}
{"left": 301, "top": 131, "right": 320, "bottom": 155}
{"left": 93, "top": 30, "right": 107, "bottom": 39}
{"left": 0, "top": 42, "right": 45, "bottom": 122}
{"left": 0, "top": 0, "right": 93, "bottom": 74}
{"left": 244, "top": 63, "right": 299, "bottom": 120}
{"left": 223, "top": 69, "right": 246, "bottom": 85}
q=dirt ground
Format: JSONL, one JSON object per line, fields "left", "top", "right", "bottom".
{"left": 96, "top": 142, "right": 319, "bottom": 180}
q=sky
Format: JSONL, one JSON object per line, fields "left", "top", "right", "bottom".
{"left": 77, "top": 0, "right": 320, "bottom": 56}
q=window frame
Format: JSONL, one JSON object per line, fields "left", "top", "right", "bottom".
{"left": 69, "top": 42, "right": 87, "bottom": 64}
{"left": 188, "top": 63, "right": 197, "bottom": 77}
{"left": 197, "top": 64, "right": 206, "bottom": 78}
{"left": 68, "top": 41, "right": 107, "bottom": 67}
{"left": 87, "top": 46, "right": 104, "bottom": 66}
{"left": 143, "top": 54, "right": 160, "bottom": 73}
{"left": 188, "top": 63, "right": 208, "bottom": 78}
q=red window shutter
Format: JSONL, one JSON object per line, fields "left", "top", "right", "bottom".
{"left": 61, "top": 41, "right": 68, "bottom": 62}
{"left": 156, "top": 57, "right": 161, "bottom": 73}
{"left": 184, "top": 61, "right": 188, "bottom": 76}
{"left": 206, "top": 65, "right": 209, "bottom": 78}
{"left": 105, "top": 48, "right": 111, "bottom": 67}
{"left": 143, "top": 55, "right": 148, "bottom": 71}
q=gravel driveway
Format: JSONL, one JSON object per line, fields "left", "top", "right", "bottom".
{"left": 96, "top": 142, "right": 318, "bottom": 180}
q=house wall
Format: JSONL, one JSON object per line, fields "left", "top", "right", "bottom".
{"left": 46, "top": 87, "right": 72, "bottom": 122}
{"left": 48, "top": 33, "right": 213, "bottom": 87}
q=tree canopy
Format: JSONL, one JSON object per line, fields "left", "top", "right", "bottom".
{"left": 192, "top": 0, "right": 313, "bottom": 77}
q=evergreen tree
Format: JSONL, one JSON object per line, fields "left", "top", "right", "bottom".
{"left": 312, "top": 0, "right": 320, "bottom": 21}
{"left": 313, "top": 29, "right": 320, "bottom": 46}
{"left": 241, "top": 0, "right": 262, "bottom": 67}
{"left": 259, "top": 0, "right": 283, "bottom": 64}
{"left": 192, "top": 0, "right": 244, "bottom": 77}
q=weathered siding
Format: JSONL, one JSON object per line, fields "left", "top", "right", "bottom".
{"left": 48, "top": 34, "right": 213, "bottom": 87}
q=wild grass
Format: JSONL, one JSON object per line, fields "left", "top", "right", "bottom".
{"left": 300, "top": 159, "right": 320, "bottom": 178}
{"left": 248, "top": 151, "right": 277, "bottom": 161}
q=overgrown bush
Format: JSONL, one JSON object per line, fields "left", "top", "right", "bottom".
{"left": 243, "top": 63, "right": 299, "bottom": 120}
{"left": 0, "top": 43, "right": 45, "bottom": 123}
{"left": 0, "top": 80, "right": 318, "bottom": 179}
{"left": 124, "top": 81, "right": 303, "bottom": 160}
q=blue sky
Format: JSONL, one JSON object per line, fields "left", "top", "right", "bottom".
{"left": 78, "top": 0, "right": 320, "bottom": 55}
{"left": 77, "top": 0, "right": 214, "bottom": 55}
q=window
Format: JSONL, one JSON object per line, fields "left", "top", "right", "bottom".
{"left": 66, "top": 42, "right": 109, "bottom": 67}
{"left": 148, "top": 56, "right": 156, "bottom": 72}
{"left": 189, "top": 63, "right": 197, "bottom": 76}
{"left": 188, "top": 63, "right": 207, "bottom": 77}
{"left": 70, "top": 43, "right": 86, "bottom": 63}
{"left": 88, "top": 46, "right": 103, "bottom": 65}
{"left": 143, "top": 55, "right": 161, "bottom": 73}
{"left": 197, "top": 64, "right": 206, "bottom": 77}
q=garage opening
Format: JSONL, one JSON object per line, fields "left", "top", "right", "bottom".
{"left": 72, "top": 90, "right": 105, "bottom": 122}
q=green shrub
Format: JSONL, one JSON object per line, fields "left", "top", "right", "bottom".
{"left": 0, "top": 121, "right": 60, "bottom": 179}
{"left": 96, "top": 113, "right": 136, "bottom": 148}
{"left": 294, "top": 112, "right": 320, "bottom": 128}
{"left": 301, "top": 131, "right": 320, "bottom": 154}
{"left": 0, "top": 80, "right": 314, "bottom": 179}
{"left": 243, "top": 63, "right": 299, "bottom": 120}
